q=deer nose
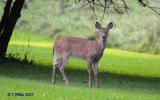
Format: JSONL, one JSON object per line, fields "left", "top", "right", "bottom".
{"left": 102, "top": 36, "right": 106, "bottom": 38}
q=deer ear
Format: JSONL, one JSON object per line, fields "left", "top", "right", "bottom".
{"left": 95, "top": 22, "right": 101, "bottom": 29}
{"left": 107, "top": 22, "right": 113, "bottom": 29}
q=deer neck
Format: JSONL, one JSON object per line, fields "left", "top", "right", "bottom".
{"left": 97, "top": 37, "right": 106, "bottom": 54}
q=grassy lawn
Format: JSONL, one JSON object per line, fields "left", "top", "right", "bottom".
{"left": 0, "top": 31, "right": 160, "bottom": 100}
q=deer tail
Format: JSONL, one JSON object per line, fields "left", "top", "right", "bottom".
{"left": 53, "top": 42, "right": 57, "bottom": 64}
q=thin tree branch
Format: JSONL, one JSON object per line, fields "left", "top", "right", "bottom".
{"left": 87, "top": 0, "right": 97, "bottom": 19}
{"left": 147, "top": 5, "right": 160, "bottom": 15}
{"left": 76, "top": 0, "right": 160, "bottom": 21}
{"left": 101, "top": 0, "right": 107, "bottom": 22}
{"left": 121, "top": 0, "right": 129, "bottom": 15}
{"left": 138, "top": 0, "right": 160, "bottom": 15}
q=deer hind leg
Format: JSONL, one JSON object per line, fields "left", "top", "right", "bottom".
{"left": 59, "top": 55, "right": 70, "bottom": 85}
{"left": 52, "top": 58, "right": 63, "bottom": 84}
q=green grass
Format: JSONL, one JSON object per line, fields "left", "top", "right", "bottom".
{"left": 0, "top": 31, "right": 160, "bottom": 100}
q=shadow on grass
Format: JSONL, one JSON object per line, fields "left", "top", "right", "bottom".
{"left": 0, "top": 57, "right": 160, "bottom": 93}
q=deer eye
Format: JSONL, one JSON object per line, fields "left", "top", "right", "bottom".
{"left": 100, "top": 30, "right": 103, "bottom": 32}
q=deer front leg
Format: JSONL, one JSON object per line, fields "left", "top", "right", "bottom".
{"left": 87, "top": 58, "right": 92, "bottom": 88}
{"left": 93, "top": 62, "right": 99, "bottom": 88}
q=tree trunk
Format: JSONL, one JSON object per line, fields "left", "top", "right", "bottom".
{"left": 0, "top": 0, "right": 12, "bottom": 36}
{"left": 0, "top": 0, "right": 25, "bottom": 57}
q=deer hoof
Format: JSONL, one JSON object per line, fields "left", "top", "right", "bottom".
{"left": 52, "top": 80, "right": 56, "bottom": 84}
{"left": 66, "top": 81, "right": 70, "bottom": 86}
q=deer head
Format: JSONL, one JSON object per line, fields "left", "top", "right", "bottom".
{"left": 95, "top": 22, "right": 113, "bottom": 41}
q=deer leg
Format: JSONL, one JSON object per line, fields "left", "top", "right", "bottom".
{"left": 87, "top": 58, "right": 92, "bottom": 88}
{"left": 59, "top": 57, "right": 70, "bottom": 85}
{"left": 93, "top": 62, "right": 99, "bottom": 88}
{"left": 52, "top": 58, "right": 62, "bottom": 84}
{"left": 52, "top": 64, "right": 57, "bottom": 84}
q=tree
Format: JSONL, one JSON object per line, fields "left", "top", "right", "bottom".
{"left": 0, "top": 0, "right": 12, "bottom": 36}
{"left": 0, "top": 0, "right": 25, "bottom": 57}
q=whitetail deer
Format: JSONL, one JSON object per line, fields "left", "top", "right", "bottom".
{"left": 52, "top": 22, "right": 113, "bottom": 88}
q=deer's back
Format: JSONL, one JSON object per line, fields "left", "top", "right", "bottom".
{"left": 55, "top": 36, "right": 98, "bottom": 59}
